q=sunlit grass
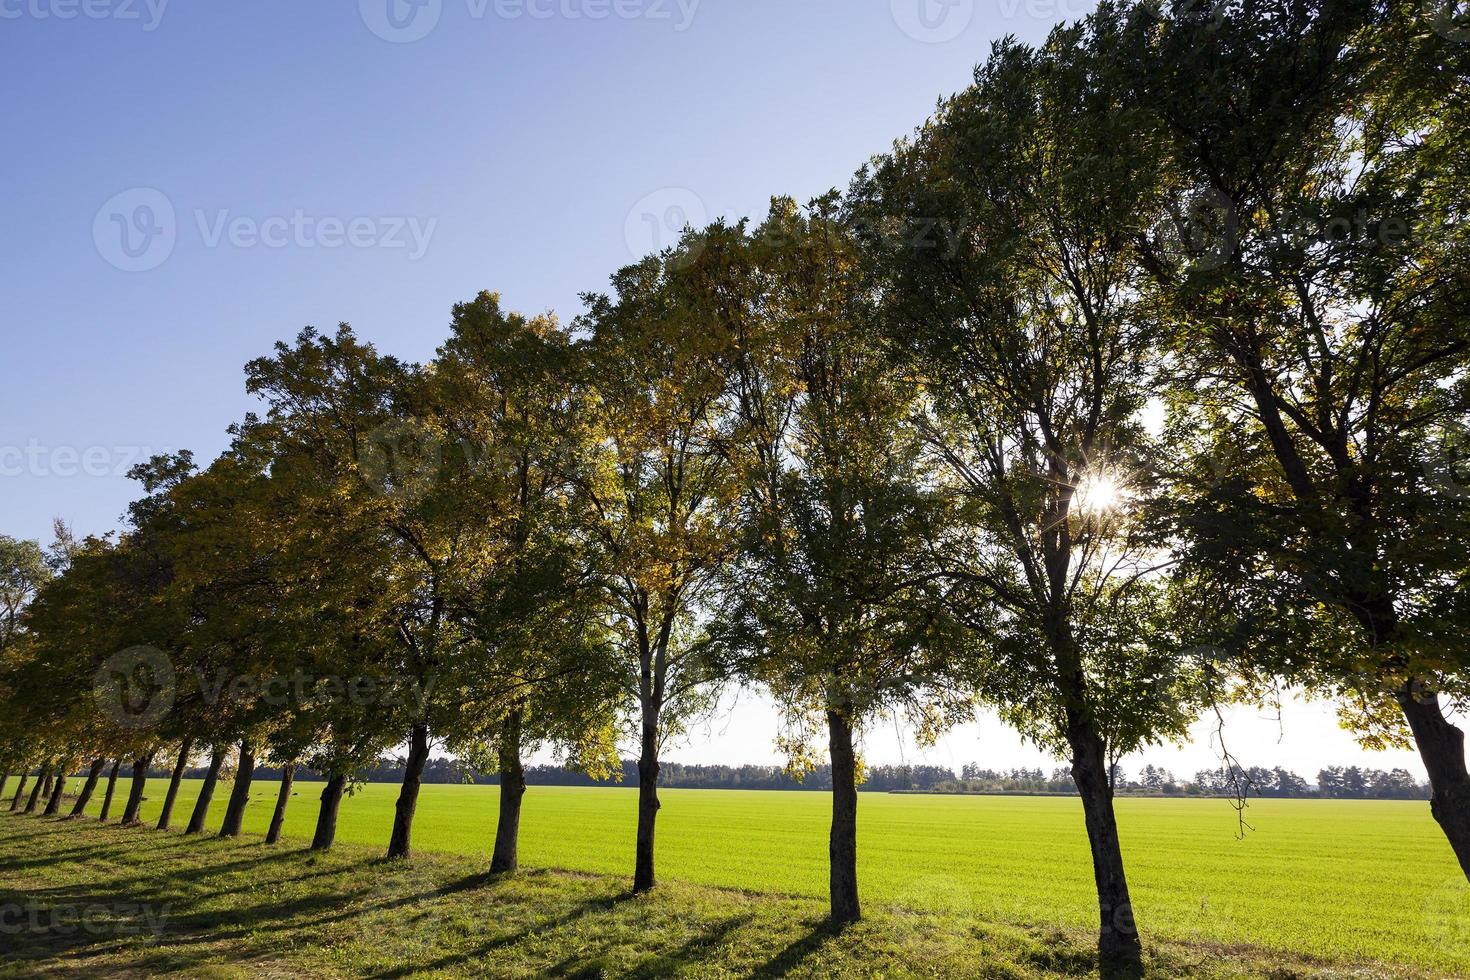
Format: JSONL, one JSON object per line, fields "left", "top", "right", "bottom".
{"left": 50, "top": 777, "right": 1468, "bottom": 973}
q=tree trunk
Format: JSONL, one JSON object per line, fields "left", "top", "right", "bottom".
{"left": 490, "top": 709, "right": 526, "bottom": 874}
{"left": 311, "top": 773, "right": 347, "bottom": 850}
{"left": 266, "top": 762, "right": 295, "bottom": 844}
{"left": 633, "top": 712, "right": 660, "bottom": 893}
{"left": 99, "top": 760, "right": 121, "bottom": 821}
{"left": 0, "top": 771, "right": 8, "bottom": 803}
{"left": 43, "top": 766, "right": 69, "bottom": 816}
{"left": 24, "top": 760, "right": 53, "bottom": 813}
{"left": 70, "top": 759, "right": 106, "bottom": 817}
{"left": 1068, "top": 721, "right": 1142, "bottom": 972}
{"left": 218, "top": 740, "right": 255, "bottom": 838}
{"left": 826, "top": 709, "right": 861, "bottom": 925}
{"left": 39, "top": 770, "right": 54, "bottom": 801}
{"left": 9, "top": 773, "right": 28, "bottom": 812}
{"left": 1398, "top": 685, "right": 1470, "bottom": 880}
{"left": 185, "top": 748, "right": 225, "bottom": 834}
{"left": 120, "top": 752, "right": 154, "bottom": 825}
{"left": 156, "top": 737, "right": 194, "bottom": 831}
{"left": 388, "top": 722, "right": 430, "bottom": 859}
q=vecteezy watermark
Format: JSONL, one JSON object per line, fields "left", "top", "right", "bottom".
{"left": 94, "top": 646, "right": 176, "bottom": 730}
{"left": 359, "top": 0, "right": 700, "bottom": 43}
{"left": 93, "top": 188, "right": 176, "bottom": 273}
{"left": 1099, "top": 901, "right": 1137, "bottom": 939}
{"left": 0, "top": 0, "right": 168, "bottom": 30}
{"left": 1150, "top": 185, "right": 1238, "bottom": 274}
{"left": 94, "top": 646, "right": 440, "bottom": 728}
{"left": 195, "top": 210, "right": 436, "bottom": 259}
{"left": 624, "top": 187, "right": 708, "bottom": 265}
{"left": 0, "top": 900, "right": 170, "bottom": 940}
{"left": 94, "top": 188, "right": 437, "bottom": 272}
{"left": 1422, "top": 0, "right": 1470, "bottom": 43}
{"left": 1423, "top": 419, "right": 1470, "bottom": 500}
{"left": 359, "top": 418, "right": 445, "bottom": 503}
{"left": 1421, "top": 875, "right": 1470, "bottom": 946}
{"left": 0, "top": 441, "right": 172, "bottom": 479}
{"left": 194, "top": 667, "right": 439, "bottom": 713}
{"left": 890, "top": 0, "right": 974, "bottom": 43}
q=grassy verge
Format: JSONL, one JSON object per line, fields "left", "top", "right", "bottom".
{"left": 30, "top": 777, "right": 1470, "bottom": 973}
{"left": 0, "top": 811, "right": 1448, "bottom": 979}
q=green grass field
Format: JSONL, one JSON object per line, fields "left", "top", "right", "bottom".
{"left": 36, "top": 775, "right": 1469, "bottom": 975}
{"left": 2, "top": 815, "right": 1372, "bottom": 979}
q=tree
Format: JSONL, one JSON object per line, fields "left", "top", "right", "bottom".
{"left": 718, "top": 198, "right": 966, "bottom": 923}
{"left": 430, "top": 292, "right": 622, "bottom": 874}
{"left": 856, "top": 10, "right": 1209, "bottom": 966}
{"left": 243, "top": 326, "right": 466, "bottom": 859}
{"left": 0, "top": 536, "right": 50, "bottom": 784}
{"left": 574, "top": 248, "right": 743, "bottom": 893}
{"left": 1129, "top": 0, "right": 1470, "bottom": 877}
{"left": 0, "top": 536, "right": 48, "bottom": 655}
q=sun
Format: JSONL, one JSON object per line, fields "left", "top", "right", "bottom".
{"left": 1073, "top": 471, "right": 1125, "bottom": 516}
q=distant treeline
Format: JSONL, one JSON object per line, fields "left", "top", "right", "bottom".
{"left": 940, "top": 763, "right": 1430, "bottom": 800}
{"left": 163, "top": 758, "right": 1430, "bottom": 800}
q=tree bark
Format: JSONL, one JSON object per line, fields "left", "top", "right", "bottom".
{"left": 156, "top": 737, "right": 194, "bottom": 831}
{"left": 1068, "top": 720, "right": 1142, "bottom": 972}
{"left": 490, "top": 709, "right": 526, "bottom": 874}
{"left": 9, "top": 773, "right": 27, "bottom": 812}
{"left": 24, "top": 760, "right": 53, "bottom": 813}
{"left": 311, "top": 773, "right": 347, "bottom": 850}
{"left": 266, "top": 762, "right": 295, "bottom": 844}
{"left": 120, "top": 751, "right": 154, "bottom": 825}
{"left": 826, "top": 709, "right": 861, "bottom": 925}
{"left": 70, "top": 759, "right": 107, "bottom": 817}
{"left": 1398, "top": 685, "right": 1470, "bottom": 880}
{"left": 218, "top": 740, "right": 255, "bottom": 838}
{"left": 43, "top": 765, "right": 69, "bottom": 816}
{"left": 387, "top": 722, "right": 430, "bottom": 859}
{"left": 633, "top": 712, "right": 660, "bottom": 893}
{"left": 0, "top": 771, "right": 8, "bottom": 803}
{"left": 185, "top": 747, "right": 225, "bottom": 834}
{"left": 39, "top": 770, "right": 54, "bottom": 801}
{"left": 98, "top": 760, "right": 121, "bottom": 821}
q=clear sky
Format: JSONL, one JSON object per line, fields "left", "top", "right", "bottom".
{"left": 0, "top": 0, "right": 1437, "bottom": 779}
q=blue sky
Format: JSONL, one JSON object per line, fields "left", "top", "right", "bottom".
{"left": 3, "top": 0, "right": 1080, "bottom": 544}
{"left": 0, "top": 0, "right": 1432, "bottom": 777}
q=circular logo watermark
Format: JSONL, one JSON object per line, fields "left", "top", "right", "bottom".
{"left": 1423, "top": 0, "right": 1470, "bottom": 42}
{"left": 890, "top": 0, "right": 974, "bottom": 43}
{"left": 624, "top": 187, "right": 707, "bottom": 267}
{"left": 94, "top": 646, "right": 175, "bottom": 729}
{"left": 359, "top": 418, "right": 443, "bottom": 502}
{"left": 360, "top": 0, "right": 442, "bottom": 43}
{"left": 1421, "top": 875, "right": 1470, "bottom": 946}
{"left": 1423, "top": 419, "right": 1470, "bottom": 499}
{"left": 1151, "top": 185, "right": 1238, "bottom": 274}
{"left": 93, "top": 188, "right": 176, "bottom": 272}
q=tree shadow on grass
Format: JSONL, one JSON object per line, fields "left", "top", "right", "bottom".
{"left": 620, "top": 913, "right": 755, "bottom": 978}
{"left": 750, "top": 919, "right": 844, "bottom": 978}
{"left": 365, "top": 889, "right": 637, "bottom": 980}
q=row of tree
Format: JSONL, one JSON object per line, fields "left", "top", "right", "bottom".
{"left": 1, "top": 0, "right": 1467, "bottom": 970}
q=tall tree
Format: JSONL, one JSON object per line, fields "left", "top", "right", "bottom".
{"left": 857, "top": 11, "right": 1207, "bottom": 967}
{"left": 431, "top": 292, "right": 622, "bottom": 874}
{"left": 244, "top": 326, "right": 471, "bottom": 859}
{"left": 574, "top": 249, "right": 743, "bottom": 893}
{"left": 719, "top": 199, "right": 966, "bottom": 924}
{"left": 1128, "top": 0, "right": 1470, "bottom": 877}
